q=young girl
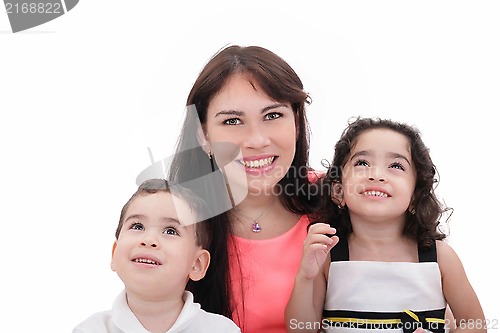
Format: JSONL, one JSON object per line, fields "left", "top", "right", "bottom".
{"left": 286, "top": 118, "right": 485, "bottom": 333}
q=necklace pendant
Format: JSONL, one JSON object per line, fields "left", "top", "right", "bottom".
{"left": 252, "top": 222, "right": 262, "bottom": 233}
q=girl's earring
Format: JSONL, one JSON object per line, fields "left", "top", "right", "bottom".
{"left": 331, "top": 195, "right": 344, "bottom": 209}
{"left": 337, "top": 200, "right": 345, "bottom": 210}
{"left": 331, "top": 182, "right": 344, "bottom": 209}
{"left": 408, "top": 201, "right": 416, "bottom": 215}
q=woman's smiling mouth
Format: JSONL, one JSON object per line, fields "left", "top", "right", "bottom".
{"left": 238, "top": 156, "right": 276, "bottom": 169}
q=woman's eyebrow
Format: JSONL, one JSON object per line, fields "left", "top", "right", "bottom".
{"left": 214, "top": 110, "right": 244, "bottom": 117}
{"left": 261, "top": 103, "right": 289, "bottom": 113}
{"left": 214, "top": 103, "right": 289, "bottom": 117}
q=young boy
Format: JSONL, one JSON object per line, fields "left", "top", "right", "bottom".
{"left": 73, "top": 179, "right": 241, "bottom": 333}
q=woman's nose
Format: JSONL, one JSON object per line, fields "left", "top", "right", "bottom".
{"left": 242, "top": 124, "right": 271, "bottom": 149}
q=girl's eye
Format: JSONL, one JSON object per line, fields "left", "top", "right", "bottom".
{"left": 389, "top": 162, "right": 405, "bottom": 171}
{"left": 223, "top": 118, "right": 241, "bottom": 125}
{"left": 130, "top": 222, "right": 144, "bottom": 231}
{"left": 354, "top": 159, "right": 369, "bottom": 167}
{"left": 264, "top": 112, "right": 283, "bottom": 121}
{"left": 163, "top": 227, "right": 179, "bottom": 236}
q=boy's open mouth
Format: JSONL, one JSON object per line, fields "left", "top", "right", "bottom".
{"left": 132, "top": 258, "right": 160, "bottom": 265}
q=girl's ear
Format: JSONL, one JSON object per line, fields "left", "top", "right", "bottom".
{"left": 188, "top": 249, "right": 211, "bottom": 282}
{"left": 408, "top": 197, "right": 416, "bottom": 215}
{"left": 331, "top": 182, "right": 345, "bottom": 208}
{"left": 110, "top": 241, "right": 118, "bottom": 272}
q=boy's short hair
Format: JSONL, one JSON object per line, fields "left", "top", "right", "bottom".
{"left": 115, "top": 179, "right": 210, "bottom": 249}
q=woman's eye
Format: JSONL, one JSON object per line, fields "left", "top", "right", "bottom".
{"left": 223, "top": 118, "right": 241, "bottom": 125}
{"left": 389, "top": 162, "right": 405, "bottom": 171}
{"left": 354, "top": 159, "right": 369, "bottom": 167}
{"left": 264, "top": 112, "right": 283, "bottom": 121}
{"left": 163, "top": 227, "right": 179, "bottom": 236}
{"left": 130, "top": 222, "right": 144, "bottom": 231}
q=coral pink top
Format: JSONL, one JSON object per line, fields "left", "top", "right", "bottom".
{"left": 228, "top": 215, "right": 310, "bottom": 333}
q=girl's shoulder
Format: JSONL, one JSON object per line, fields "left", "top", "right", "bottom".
{"left": 435, "top": 240, "right": 456, "bottom": 258}
{"left": 435, "top": 240, "right": 463, "bottom": 276}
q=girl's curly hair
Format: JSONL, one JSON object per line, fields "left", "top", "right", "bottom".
{"left": 311, "top": 117, "right": 449, "bottom": 249}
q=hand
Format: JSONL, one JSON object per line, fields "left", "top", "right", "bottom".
{"left": 298, "top": 223, "right": 339, "bottom": 280}
{"left": 412, "top": 328, "right": 426, "bottom": 333}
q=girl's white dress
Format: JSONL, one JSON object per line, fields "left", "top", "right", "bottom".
{"left": 323, "top": 237, "right": 447, "bottom": 333}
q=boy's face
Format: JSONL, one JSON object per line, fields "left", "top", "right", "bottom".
{"left": 111, "top": 192, "right": 210, "bottom": 300}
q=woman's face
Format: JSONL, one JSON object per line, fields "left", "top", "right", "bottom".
{"left": 204, "top": 73, "right": 297, "bottom": 197}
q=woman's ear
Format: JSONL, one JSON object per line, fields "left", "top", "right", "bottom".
{"left": 331, "top": 182, "right": 345, "bottom": 208}
{"left": 188, "top": 249, "right": 211, "bottom": 282}
{"left": 294, "top": 112, "right": 300, "bottom": 141}
{"left": 197, "top": 126, "right": 212, "bottom": 156}
{"left": 110, "top": 241, "right": 118, "bottom": 272}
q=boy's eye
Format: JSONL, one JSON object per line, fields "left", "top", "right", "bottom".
{"left": 389, "top": 162, "right": 405, "bottom": 171}
{"left": 264, "top": 112, "right": 283, "bottom": 121}
{"left": 354, "top": 159, "right": 369, "bottom": 167}
{"left": 163, "top": 227, "right": 179, "bottom": 236}
{"left": 130, "top": 222, "right": 144, "bottom": 231}
{"left": 223, "top": 118, "right": 241, "bottom": 125}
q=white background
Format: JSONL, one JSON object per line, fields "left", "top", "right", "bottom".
{"left": 1, "top": 1, "right": 498, "bottom": 331}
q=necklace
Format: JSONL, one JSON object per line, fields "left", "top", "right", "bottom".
{"left": 232, "top": 200, "right": 275, "bottom": 233}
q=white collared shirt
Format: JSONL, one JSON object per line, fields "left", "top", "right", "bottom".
{"left": 73, "top": 290, "right": 241, "bottom": 333}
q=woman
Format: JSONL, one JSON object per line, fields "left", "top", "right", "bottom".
{"left": 169, "top": 45, "right": 318, "bottom": 333}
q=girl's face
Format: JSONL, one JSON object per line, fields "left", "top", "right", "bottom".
{"left": 340, "top": 128, "right": 417, "bottom": 224}
{"left": 204, "top": 73, "right": 297, "bottom": 197}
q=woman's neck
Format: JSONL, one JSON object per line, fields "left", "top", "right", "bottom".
{"left": 234, "top": 192, "right": 278, "bottom": 211}
{"left": 126, "top": 291, "right": 184, "bottom": 333}
{"left": 230, "top": 193, "right": 300, "bottom": 239}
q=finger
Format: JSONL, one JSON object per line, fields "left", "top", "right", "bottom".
{"left": 412, "top": 328, "right": 426, "bottom": 333}
{"left": 326, "top": 235, "right": 340, "bottom": 251}
{"left": 308, "top": 223, "right": 334, "bottom": 232}
{"left": 306, "top": 234, "right": 337, "bottom": 247}
{"left": 308, "top": 223, "right": 336, "bottom": 236}
{"left": 307, "top": 243, "right": 330, "bottom": 255}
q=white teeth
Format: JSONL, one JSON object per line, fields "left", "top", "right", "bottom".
{"left": 133, "top": 258, "right": 159, "bottom": 265}
{"left": 243, "top": 157, "right": 274, "bottom": 168}
{"left": 363, "top": 190, "right": 388, "bottom": 198}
